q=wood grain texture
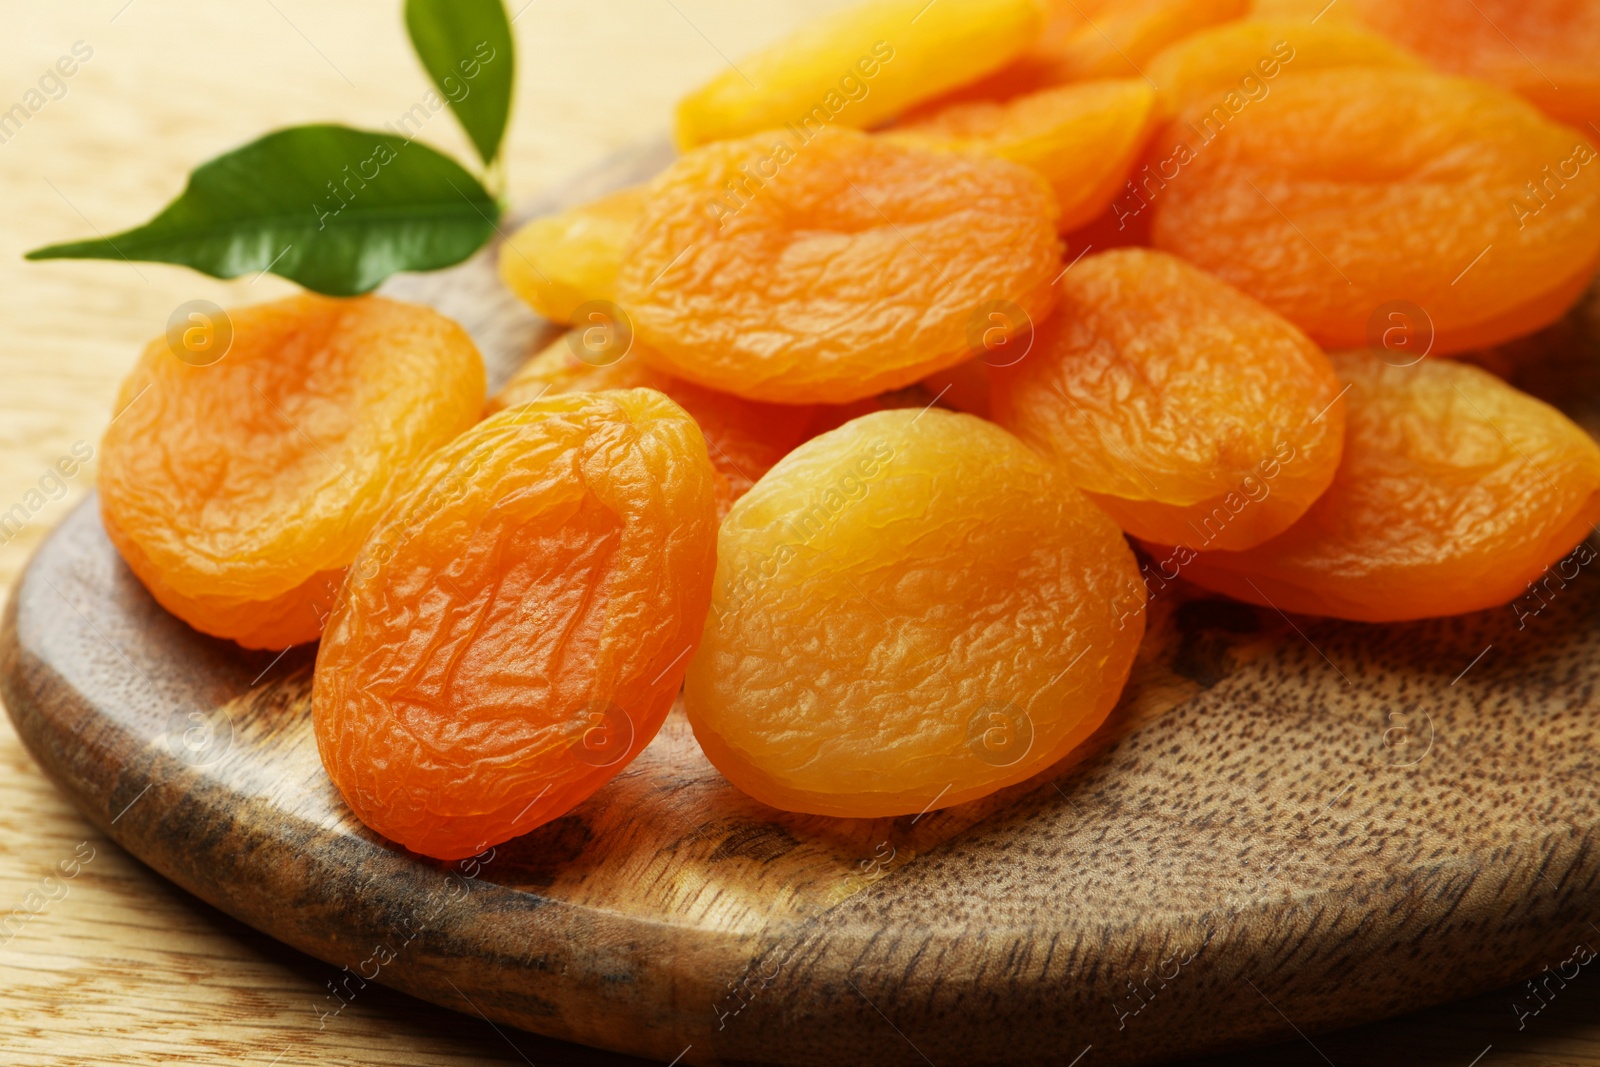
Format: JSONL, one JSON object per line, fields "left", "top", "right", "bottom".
{"left": 3, "top": 3, "right": 1600, "bottom": 1066}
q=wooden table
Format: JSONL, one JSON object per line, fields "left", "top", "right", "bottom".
{"left": 2, "top": 3, "right": 1598, "bottom": 1064}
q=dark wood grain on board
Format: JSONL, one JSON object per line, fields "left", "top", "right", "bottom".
{"left": 4, "top": 139, "right": 1600, "bottom": 1067}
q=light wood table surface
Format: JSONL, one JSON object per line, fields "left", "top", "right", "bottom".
{"left": 1, "top": 3, "right": 1599, "bottom": 1065}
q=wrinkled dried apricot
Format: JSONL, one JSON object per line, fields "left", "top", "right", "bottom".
{"left": 1347, "top": 0, "right": 1600, "bottom": 130}
{"left": 992, "top": 249, "right": 1345, "bottom": 551}
{"left": 314, "top": 390, "right": 718, "bottom": 859}
{"left": 1047, "top": 0, "right": 1251, "bottom": 81}
{"left": 1151, "top": 68, "right": 1600, "bottom": 353}
{"left": 674, "top": 0, "right": 1043, "bottom": 149}
{"left": 614, "top": 127, "right": 1061, "bottom": 403}
{"left": 486, "top": 334, "right": 814, "bottom": 516}
{"left": 943, "top": 0, "right": 1248, "bottom": 103}
{"left": 684, "top": 408, "right": 1145, "bottom": 818}
{"left": 99, "top": 295, "right": 484, "bottom": 650}
{"left": 891, "top": 79, "right": 1158, "bottom": 231}
{"left": 1178, "top": 352, "right": 1600, "bottom": 621}
{"left": 1145, "top": 19, "right": 1421, "bottom": 120}
{"left": 499, "top": 186, "right": 648, "bottom": 324}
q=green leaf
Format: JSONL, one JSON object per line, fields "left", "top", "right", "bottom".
{"left": 25, "top": 124, "right": 499, "bottom": 297}
{"left": 404, "top": 0, "right": 515, "bottom": 167}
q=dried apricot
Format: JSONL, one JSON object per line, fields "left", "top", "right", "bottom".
{"left": 1246, "top": 0, "right": 1340, "bottom": 19}
{"left": 99, "top": 295, "right": 484, "bottom": 650}
{"left": 1178, "top": 352, "right": 1600, "bottom": 621}
{"left": 1347, "top": 0, "right": 1600, "bottom": 130}
{"left": 313, "top": 390, "right": 718, "bottom": 859}
{"left": 614, "top": 127, "right": 1061, "bottom": 404}
{"left": 1046, "top": 0, "right": 1250, "bottom": 81}
{"left": 674, "top": 0, "right": 1043, "bottom": 149}
{"left": 486, "top": 334, "right": 814, "bottom": 516}
{"left": 498, "top": 186, "right": 648, "bottom": 324}
{"left": 1151, "top": 68, "right": 1600, "bottom": 353}
{"left": 942, "top": 0, "right": 1248, "bottom": 103}
{"left": 684, "top": 408, "right": 1145, "bottom": 818}
{"left": 992, "top": 249, "right": 1344, "bottom": 550}
{"left": 1145, "top": 19, "right": 1421, "bottom": 120}
{"left": 891, "top": 79, "right": 1158, "bottom": 231}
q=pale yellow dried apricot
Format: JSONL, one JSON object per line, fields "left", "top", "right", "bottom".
{"left": 674, "top": 0, "right": 1044, "bottom": 149}
{"left": 685, "top": 407, "right": 1145, "bottom": 817}
{"left": 499, "top": 186, "right": 648, "bottom": 324}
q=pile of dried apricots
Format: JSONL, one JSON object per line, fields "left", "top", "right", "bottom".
{"left": 98, "top": 0, "right": 1600, "bottom": 858}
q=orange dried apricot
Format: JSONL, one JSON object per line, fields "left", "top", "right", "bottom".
{"left": 486, "top": 334, "right": 814, "bottom": 516}
{"left": 1151, "top": 68, "right": 1600, "bottom": 353}
{"left": 684, "top": 407, "right": 1145, "bottom": 817}
{"left": 1044, "top": 0, "right": 1251, "bottom": 81}
{"left": 499, "top": 186, "right": 648, "bottom": 324}
{"left": 1145, "top": 19, "right": 1421, "bottom": 120}
{"left": 1178, "top": 352, "right": 1600, "bottom": 621}
{"left": 674, "top": 0, "right": 1044, "bottom": 149}
{"left": 942, "top": 0, "right": 1248, "bottom": 103}
{"left": 99, "top": 295, "right": 484, "bottom": 650}
{"left": 1246, "top": 0, "right": 1341, "bottom": 19}
{"left": 891, "top": 79, "right": 1158, "bottom": 231}
{"left": 1347, "top": 0, "right": 1600, "bottom": 130}
{"left": 313, "top": 390, "right": 718, "bottom": 859}
{"left": 992, "top": 249, "right": 1345, "bottom": 551}
{"left": 614, "top": 127, "right": 1061, "bottom": 404}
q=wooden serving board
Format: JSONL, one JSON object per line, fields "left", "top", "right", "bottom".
{"left": 6, "top": 140, "right": 1600, "bottom": 1067}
